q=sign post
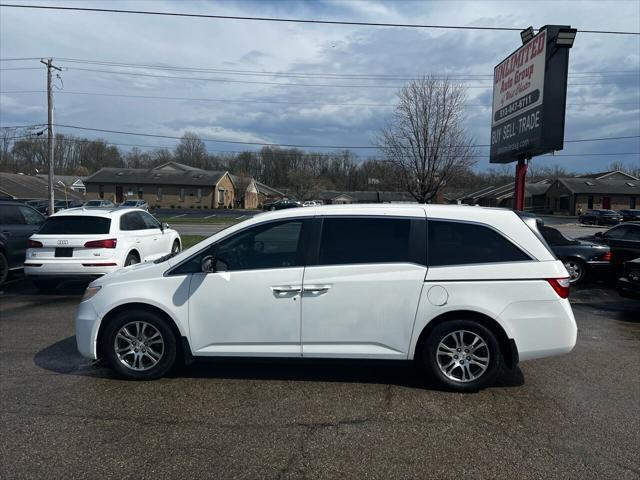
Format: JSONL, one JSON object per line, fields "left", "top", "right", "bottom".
{"left": 490, "top": 25, "right": 576, "bottom": 210}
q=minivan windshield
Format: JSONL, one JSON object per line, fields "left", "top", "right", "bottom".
{"left": 38, "top": 216, "right": 111, "bottom": 235}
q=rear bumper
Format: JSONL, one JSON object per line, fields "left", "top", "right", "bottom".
{"left": 499, "top": 299, "right": 577, "bottom": 362}
{"left": 25, "top": 261, "right": 121, "bottom": 277}
{"left": 618, "top": 278, "right": 640, "bottom": 300}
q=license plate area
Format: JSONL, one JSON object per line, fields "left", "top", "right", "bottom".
{"left": 55, "top": 248, "right": 74, "bottom": 257}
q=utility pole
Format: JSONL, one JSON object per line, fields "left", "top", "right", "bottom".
{"left": 40, "top": 58, "right": 62, "bottom": 216}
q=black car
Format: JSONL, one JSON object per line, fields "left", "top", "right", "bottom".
{"left": 262, "top": 199, "right": 301, "bottom": 211}
{"left": 54, "top": 199, "right": 84, "bottom": 212}
{"left": 579, "top": 209, "right": 621, "bottom": 226}
{"left": 619, "top": 209, "right": 640, "bottom": 222}
{"left": 617, "top": 257, "right": 640, "bottom": 300}
{"left": 580, "top": 222, "right": 640, "bottom": 274}
{"left": 25, "top": 199, "right": 50, "bottom": 215}
{"left": 0, "top": 201, "right": 45, "bottom": 285}
{"left": 540, "top": 225, "right": 612, "bottom": 284}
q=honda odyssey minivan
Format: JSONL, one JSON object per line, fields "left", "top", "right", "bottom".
{"left": 76, "top": 205, "right": 576, "bottom": 391}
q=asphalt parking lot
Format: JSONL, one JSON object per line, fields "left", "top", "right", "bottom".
{"left": 1, "top": 277, "right": 638, "bottom": 479}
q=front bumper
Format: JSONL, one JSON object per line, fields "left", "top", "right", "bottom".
{"left": 75, "top": 300, "right": 101, "bottom": 360}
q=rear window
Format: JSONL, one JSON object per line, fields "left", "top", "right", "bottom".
{"left": 38, "top": 216, "right": 111, "bottom": 235}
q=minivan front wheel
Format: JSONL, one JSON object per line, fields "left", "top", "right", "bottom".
{"left": 102, "top": 309, "right": 176, "bottom": 380}
{"left": 423, "top": 320, "right": 501, "bottom": 392}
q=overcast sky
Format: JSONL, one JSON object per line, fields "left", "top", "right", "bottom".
{"left": 1, "top": 0, "right": 639, "bottom": 173}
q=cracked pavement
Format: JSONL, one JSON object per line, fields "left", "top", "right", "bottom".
{"left": 1, "top": 277, "right": 639, "bottom": 479}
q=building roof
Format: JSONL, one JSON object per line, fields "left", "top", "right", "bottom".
{"left": 0, "top": 172, "right": 83, "bottom": 200}
{"left": 85, "top": 165, "right": 228, "bottom": 186}
{"left": 578, "top": 170, "right": 638, "bottom": 181}
{"left": 36, "top": 174, "right": 85, "bottom": 187}
{"left": 255, "top": 181, "right": 284, "bottom": 197}
{"left": 313, "top": 190, "right": 416, "bottom": 202}
{"left": 557, "top": 177, "right": 640, "bottom": 195}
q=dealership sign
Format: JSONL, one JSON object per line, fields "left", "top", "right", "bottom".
{"left": 490, "top": 25, "right": 572, "bottom": 163}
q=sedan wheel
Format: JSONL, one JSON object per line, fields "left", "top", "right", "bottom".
{"left": 172, "top": 241, "right": 181, "bottom": 254}
{"left": 0, "top": 252, "right": 8, "bottom": 286}
{"left": 563, "top": 259, "right": 585, "bottom": 284}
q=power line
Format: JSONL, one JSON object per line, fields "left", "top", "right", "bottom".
{"left": 3, "top": 90, "right": 637, "bottom": 109}
{"left": 1, "top": 4, "right": 638, "bottom": 35}
{"left": 12, "top": 65, "right": 628, "bottom": 89}
{"left": 5, "top": 133, "right": 638, "bottom": 161}
{"left": 51, "top": 123, "right": 640, "bottom": 150}
{"left": 40, "top": 58, "right": 640, "bottom": 80}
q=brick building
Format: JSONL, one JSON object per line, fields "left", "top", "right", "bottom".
{"left": 84, "top": 162, "right": 236, "bottom": 208}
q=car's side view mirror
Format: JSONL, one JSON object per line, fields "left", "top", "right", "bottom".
{"left": 595, "top": 232, "right": 603, "bottom": 239}
{"left": 161, "top": 222, "right": 169, "bottom": 231}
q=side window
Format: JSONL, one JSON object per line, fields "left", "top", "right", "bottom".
{"left": 606, "top": 226, "right": 628, "bottom": 239}
{"left": 120, "top": 212, "right": 146, "bottom": 231}
{"left": 18, "top": 206, "right": 44, "bottom": 225}
{"left": 626, "top": 225, "right": 640, "bottom": 241}
{"left": 0, "top": 206, "right": 26, "bottom": 225}
{"left": 141, "top": 212, "right": 160, "bottom": 230}
{"left": 215, "top": 221, "right": 303, "bottom": 271}
{"left": 428, "top": 220, "right": 530, "bottom": 266}
{"left": 318, "top": 217, "right": 412, "bottom": 265}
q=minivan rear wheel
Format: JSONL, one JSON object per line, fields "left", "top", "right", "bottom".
{"left": 423, "top": 320, "right": 501, "bottom": 392}
{"left": 102, "top": 309, "right": 177, "bottom": 380}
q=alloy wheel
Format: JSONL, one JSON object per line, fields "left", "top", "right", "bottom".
{"left": 564, "top": 260, "right": 584, "bottom": 283}
{"left": 436, "top": 330, "right": 490, "bottom": 383}
{"left": 114, "top": 321, "right": 165, "bottom": 371}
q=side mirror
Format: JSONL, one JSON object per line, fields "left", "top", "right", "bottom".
{"left": 161, "top": 222, "right": 169, "bottom": 231}
{"left": 594, "top": 232, "right": 603, "bottom": 239}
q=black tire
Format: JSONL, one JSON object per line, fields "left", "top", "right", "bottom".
{"left": 171, "top": 240, "right": 181, "bottom": 254}
{"left": 0, "top": 252, "right": 8, "bottom": 286}
{"left": 102, "top": 309, "right": 177, "bottom": 380}
{"left": 563, "top": 258, "right": 586, "bottom": 285}
{"left": 124, "top": 252, "right": 139, "bottom": 266}
{"left": 422, "top": 320, "right": 502, "bottom": 392}
{"left": 33, "top": 278, "right": 59, "bottom": 293}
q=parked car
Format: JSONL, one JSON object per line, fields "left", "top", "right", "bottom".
{"left": 262, "top": 199, "right": 301, "bottom": 211}
{"left": 121, "top": 199, "right": 149, "bottom": 211}
{"left": 617, "top": 258, "right": 640, "bottom": 300}
{"left": 54, "top": 199, "right": 84, "bottom": 213}
{"left": 619, "top": 209, "right": 640, "bottom": 222}
{"left": 25, "top": 207, "right": 181, "bottom": 291}
{"left": 580, "top": 222, "right": 640, "bottom": 274}
{"left": 25, "top": 199, "right": 50, "bottom": 215}
{"left": 578, "top": 209, "right": 621, "bottom": 226}
{"left": 76, "top": 205, "right": 576, "bottom": 391}
{"left": 0, "top": 201, "right": 45, "bottom": 285}
{"left": 618, "top": 258, "right": 640, "bottom": 300}
{"left": 540, "top": 225, "right": 612, "bottom": 284}
{"left": 84, "top": 199, "right": 115, "bottom": 208}
{"left": 302, "top": 200, "right": 321, "bottom": 207}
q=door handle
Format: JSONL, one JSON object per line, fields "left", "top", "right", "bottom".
{"left": 303, "top": 284, "right": 332, "bottom": 294}
{"left": 271, "top": 285, "right": 302, "bottom": 294}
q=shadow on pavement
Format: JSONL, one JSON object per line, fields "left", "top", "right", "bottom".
{"left": 34, "top": 336, "right": 524, "bottom": 390}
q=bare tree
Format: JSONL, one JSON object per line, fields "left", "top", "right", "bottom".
{"left": 175, "top": 132, "right": 208, "bottom": 169}
{"left": 378, "top": 76, "right": 477, "bottom": 203}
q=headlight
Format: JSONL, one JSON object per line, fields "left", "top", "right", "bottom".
{"left": 81, "top": 285, "right": 101, "bottom": 302}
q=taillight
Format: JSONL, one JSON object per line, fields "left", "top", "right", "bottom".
{"left": 84, "top": 239, "right": 117, "bottom": 249}
{"left": 600, "top": 251, "right": 612, "bottom": 262}
{"left": 28, "top": 239, "right": 43, "bottom": 248}
{"left": 547, "top": 278, "right": 570, "bottom": 299}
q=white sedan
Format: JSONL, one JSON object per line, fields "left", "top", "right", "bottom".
{"left": 25, "top": 206, "right": 181, "bottom": 291}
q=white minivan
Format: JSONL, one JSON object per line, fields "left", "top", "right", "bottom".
{"left": 76, "top": 205, "right": 576, "bottom": 391}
